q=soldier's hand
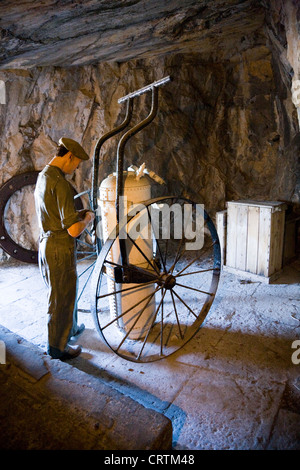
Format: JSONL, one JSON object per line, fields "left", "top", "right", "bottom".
{"left": 85, "top": 210, "right": 95, "bottom": 223}
{"left": 77, "top": 209, "right": 89, "bottom": 220}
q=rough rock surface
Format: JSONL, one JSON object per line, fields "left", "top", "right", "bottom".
{"left": 0, "top": 0, "right": 299, "bottom": 262}
{"left": 0, "top": 0, "right": 265, "bottom": 68}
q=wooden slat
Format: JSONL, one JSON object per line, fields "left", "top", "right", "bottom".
{"left": 269, "top": 211, "right": 277, "bottom": 276}
{"left": 216, "top": 210, "right": 227, "bottom": 266}
{"left": 235, "top": 204, "right": 248, "bottom": 271}
{"left": 226, "top": 204, "right": 238, "bottom": 268}
{"left": 246, "top": 206, "right": 259, "bottom": 273}
{"left": 275, "top": 211, "right": 285, "bottom": 273}
{"left": 257, "top": 207, "right": 271, "bottom": 277}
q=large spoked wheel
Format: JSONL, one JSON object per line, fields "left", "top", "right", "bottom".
{"left": 91, "top": 196, "right": 221, "bottom": 363}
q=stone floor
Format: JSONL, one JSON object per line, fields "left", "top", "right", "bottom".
{"left": 0, "top": 256, "right": 299, "bottom": 450}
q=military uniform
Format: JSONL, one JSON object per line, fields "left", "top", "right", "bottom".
{"left": 34, "top": 165, "right": 81, "bottom": 354}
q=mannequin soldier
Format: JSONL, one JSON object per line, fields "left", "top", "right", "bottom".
{"left": 34, "top": 138, "right": 95, "bottom": 360}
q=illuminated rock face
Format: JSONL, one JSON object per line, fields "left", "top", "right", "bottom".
{"left": 0, "top": 1, "right": 299, "bottom": 261}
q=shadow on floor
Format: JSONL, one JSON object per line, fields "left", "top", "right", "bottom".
{"left": 69, "top": 350, "right": 187, "bottom": 447}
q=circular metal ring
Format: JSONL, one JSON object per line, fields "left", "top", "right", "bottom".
{"left": 0, "top": 171, "right": 84, "bottom": 264}
{"left": 0, "top": 171, "right": 40, "bottom": 264}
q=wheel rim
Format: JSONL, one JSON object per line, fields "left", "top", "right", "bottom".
{"left": 91, "top": 196, "right": 221, "bottom": 363}
{"left": 0, "top": 172, "right": 40, "bottom": 264}
{"left": 0, "top": 172, "right": 85, "bottom": 264}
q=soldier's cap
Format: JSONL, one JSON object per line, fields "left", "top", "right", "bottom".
{"left": 58, "top": 137, "right": 89, "bottom": 161}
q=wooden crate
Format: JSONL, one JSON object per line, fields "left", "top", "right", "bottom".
{"left": 216, "top": 210, "right": 227, "bottom": 266}
{"left": 223, "top": 200, "right": 287, "bottom": 283}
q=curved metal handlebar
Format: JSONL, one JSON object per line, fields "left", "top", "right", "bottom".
{"left": 115, "top": 86, "right": 159, "bottom": 224}
{"left": 91, "top": 98, "right": 133, "bottom": 211}
{"left": 118, "top": 76, "right": 171, "bottom": 103}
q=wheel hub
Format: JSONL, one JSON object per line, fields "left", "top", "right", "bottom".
{"left": 158, "top": 272, "right": 176, "bottom": 290}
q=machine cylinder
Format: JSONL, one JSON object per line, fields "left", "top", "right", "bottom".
{"left": 98, "top": 171, "right": 156, "bottom": 339}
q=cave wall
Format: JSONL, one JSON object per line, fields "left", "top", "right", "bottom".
{"left": 0, "top": 2, "right": 299, "bottom": 262}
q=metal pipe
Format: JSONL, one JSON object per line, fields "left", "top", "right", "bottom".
{"left": 91, "top": 98, "right": 133, "bottom": 255}
{"left": 91, "top": 98, "right": 133, "bottom": 212}
{"left": 118, "top": 76, "right": 171, "bottom": 103}
{"left": 115, "top": 86, "right": 159, "bottom": 224}
{"left": 116, "top": 86, "right": 159, "bottom": 269}
{"left": 74, "top": 189, "right": 90, "bottom": 199}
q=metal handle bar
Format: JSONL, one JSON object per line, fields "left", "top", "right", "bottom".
{"left": 91, "top": 98, "right": 133, "bottom": 212}
{"left": 91, "top": 76, "right": 171, "bottom": 257}
{"left": 118, "top": 76, "right": 171, "bottom": 103}
{"left": 116, "top": 86, "right": 160, "bottom": 268}
{"left": 92, "top": 76, "right": 171, "bottom": 212}
{"left": 74, "top": 189, "right": 90, "bottom": 199}
{"left": 116, "top": 86, "right": 159, "bottom": 225}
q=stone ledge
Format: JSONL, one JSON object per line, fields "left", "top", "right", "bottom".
{"left": 0, "top": 325, "right": 172, "bottom": 450}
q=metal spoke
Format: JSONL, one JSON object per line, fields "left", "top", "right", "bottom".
{"left": 146, "top": 206, "right": 167, "bottom": 272}
{"left": 175, "top": 268, "right": 215, "bottom": 278}
{"left": 137, "top": 289, "right": 167, "bottom": 360}
{"left": 169, "top": 237, "right": 186, "bottom": 274}
{"left": 115, "top": 286, "right": 161, "bottom": 352}
{"left": 77, "top": 261, "right": 96, "bottom": 302}
{"left": 84, "top": 227, "right": 93, "bottom": 237}
{"left": 170, "top": 290, "right": 184, "bottom": 339}
{"left": 77, "top": 238, "right": 95, "bottom": 249}
{"left": 127, "top": 232, "right": 160, "bottom": 274}
{"left": 96, "top": 279, "right": 158, "bottom": 300}
{"left": 174, "top": 255, "right": 201, "bottom": 277}
{"left": 147, "top": 292, "right": 174, "bottom": 348}
{"left": 175, "top": 282, "right": 214, "bottom": 297}
{"left": 174, "top": 240, "right": 218, "bottom": 277}
{"left": 171, "top": 289, "right": 199, "bottom": 320}
{"left": 78, "top": 259, "right": 96, "bottom": 279}
{"left": 104, "top": 258, "right": 156, "bottom": 276}
{"left": 102, "top": 285, "right": 161, "bottom": 330}
{"left": 160, "top": 288, "right": 164, "bottom": 355}
{"left": 77, "top": 252, "right": 97, "bottom": 263}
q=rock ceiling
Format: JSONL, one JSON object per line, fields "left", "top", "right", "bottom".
{"left": 0, "top": 0, "right": 266, "bottom": 68}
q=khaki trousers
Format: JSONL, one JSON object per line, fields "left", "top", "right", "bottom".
{"left": 39, "top": 234, "right": 78, "bottom": 352}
